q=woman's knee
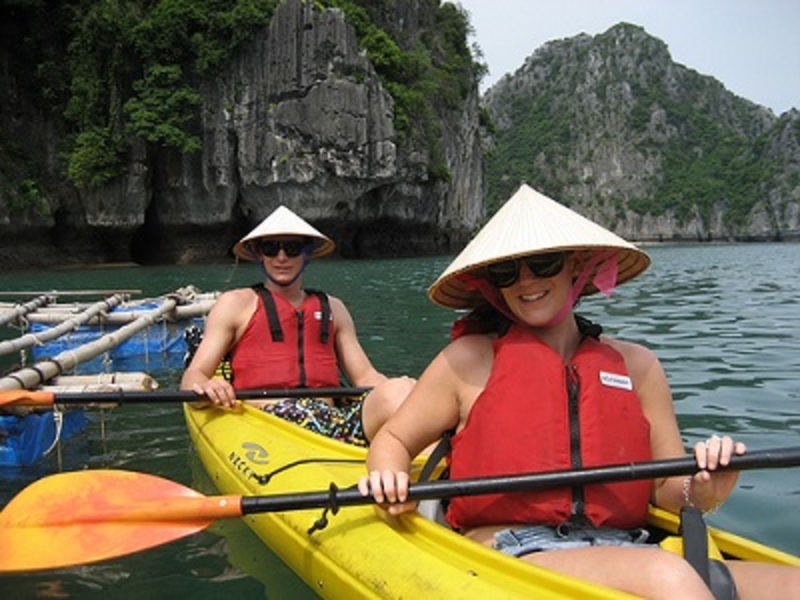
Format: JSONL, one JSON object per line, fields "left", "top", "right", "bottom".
{"left": 361, "top": 377, "right": 415, "bottom": 440}
{"left": 528, "top": 547, "right": 713, "bottom": 599}
{"left": 639, "top": 551, "right": 713, "bottom": 598}
{"left": 373, "top": 376, "right": 415, "bottom": 410}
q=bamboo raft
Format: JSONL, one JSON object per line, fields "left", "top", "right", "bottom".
{"left": 0, "top": 371, "right": 162, "bottom": 467}
{"left": 0, "top": 288, "right": 216, "bottom": 467}
{"left": 0, "top": 286, "right": 218, "bottom": 391}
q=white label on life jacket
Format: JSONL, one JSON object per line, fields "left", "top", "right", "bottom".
{"left": 313, "top": 311, "right": 333, "bottom": 321}
{"left": 599, "top": 371, "right": 633, "bottom": 391}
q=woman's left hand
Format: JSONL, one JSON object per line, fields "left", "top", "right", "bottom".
{"left": 688, "top": 434, "right": 746, "bottom": 511}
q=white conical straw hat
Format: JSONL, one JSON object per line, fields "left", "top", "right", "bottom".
{"left": 233, "top": 205, "right": 335, "bottom": 261}
{"left": 428, "top": 184, "right": 650, "bottom": 308}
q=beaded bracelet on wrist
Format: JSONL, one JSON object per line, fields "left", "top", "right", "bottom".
{"left": 682, "top": 475, "right": 723, "bottom": 515}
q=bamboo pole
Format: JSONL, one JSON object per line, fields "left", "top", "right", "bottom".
{"left": 0, "top": 289, "right": 142, "bottom": 298}
{"left": 22, "top": 298, "right": 216, "bottom": 325}
{"left": 0, "top": 295, "right": 55, "bottom": 328}
{"left": 0, "top": 294, "right": 128, "bottom": 357}
{"left": 0, "top": 292, "right": 188, "bottom": 391}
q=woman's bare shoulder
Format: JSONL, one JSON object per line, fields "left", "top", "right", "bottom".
{"left": 447, "top": 332, "right": 495, "bottom": 351}
{"left": 601, "top": 335, "right": 664, "bottom": 380}
{"left": 602, "top": 335, "right": 655, "bottom": 358}
{"left": 441, "top": 333, "right": 496, "bottom": 373}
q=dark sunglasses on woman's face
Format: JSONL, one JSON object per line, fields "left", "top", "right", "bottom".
{"left": 485, "top": 252, "right": 568, "bottom": 288}
{"left": 258, "top": 239, "right": 308, "bottom": 258}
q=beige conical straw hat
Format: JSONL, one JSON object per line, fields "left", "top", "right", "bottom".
{"left": 233, "top": 205, "right": 335, "bottom": 261}
{"left": 428, "top": 184, "right": 650, "bottom": 309}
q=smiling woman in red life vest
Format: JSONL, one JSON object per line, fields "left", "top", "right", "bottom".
{"left": 181, "top": 205, "right": 414, "bottom": 446}
{"left": 358, "top": 184, "right": 800, "bottom": 599}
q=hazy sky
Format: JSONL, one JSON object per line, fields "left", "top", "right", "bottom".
{"left": 454, "top": 0, "right": 799, "bottom": 115}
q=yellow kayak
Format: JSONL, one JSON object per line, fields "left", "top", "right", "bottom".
{"left": 184, "top": 402, "right": 799, "bottom": 599}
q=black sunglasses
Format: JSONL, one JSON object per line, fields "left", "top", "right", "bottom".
{"left": 258, "top": 239, "right": 308, "bottom": 258}
{"left": 485, "top": 252, "right": 568, "bottom": 288}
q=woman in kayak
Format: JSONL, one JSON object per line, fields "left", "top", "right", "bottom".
{"left": 182, "top": 205, "right": 414, "bottom": 446}
{"left": 359, "top": 184, "right": 799, "bottom": 598}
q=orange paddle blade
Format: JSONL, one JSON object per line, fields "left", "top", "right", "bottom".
{"left": 0, "top": 390, "right": 55, "bottom": 407}
{"left": 0, "top": 470, "right": 242, "bottom": 572}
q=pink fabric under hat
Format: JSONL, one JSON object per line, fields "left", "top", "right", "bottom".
{"left": 428, "top": 184, "right": 650, "bottom": 309}
{"left": 233, "top": 205, "right": 335, "bottom": 261}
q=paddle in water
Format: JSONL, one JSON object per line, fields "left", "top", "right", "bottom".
{"left": 1, "top": 446, "right": 799, "bottom": 572}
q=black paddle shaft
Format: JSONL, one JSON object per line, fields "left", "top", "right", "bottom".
{"left": 240, "top": 446, "right": 800, "bottom": 515}
{"left": 30, "top": 386, "right": 372, "bottom": 405}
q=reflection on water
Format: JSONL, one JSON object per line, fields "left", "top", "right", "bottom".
{"left": 0, "top": 243, "right": 798, "bottom": 596}
{"left": 191, "top": 454, "right": 319, "bottom": 600}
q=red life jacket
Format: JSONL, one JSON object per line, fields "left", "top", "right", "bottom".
{"left": 229, "top": 288, "right": 340, "bottom": 390}
{"left": 446, "top": 323, "right": 653, "bottom": 530}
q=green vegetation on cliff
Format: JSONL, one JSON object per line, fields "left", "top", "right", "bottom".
{"left": 64, "top": 0, "right": 280, "bottom": 188}
{"left": 1, "top": 0, "right": 480, "bottom": 196}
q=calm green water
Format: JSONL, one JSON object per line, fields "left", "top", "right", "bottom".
{"left": 1, "top": 243, "right": 799, "bottom": 598}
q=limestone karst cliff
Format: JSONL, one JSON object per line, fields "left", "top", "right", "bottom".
{"left": 0, "top": 0, "right": 483, "bottom": 267}
{"left": 483, "top": 23, "right": 800, "bottom": 242}
{"left": 2, "top": 8, "right": 799, "bottom": 270}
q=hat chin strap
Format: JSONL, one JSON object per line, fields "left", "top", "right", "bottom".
{"left": 262, "top": 256, "right": 310, "bottom": 288}
{"left": 545, "top": 249, "right": 619, "bottom": 327}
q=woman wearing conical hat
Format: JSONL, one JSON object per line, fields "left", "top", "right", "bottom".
{"left": 182, "top": 205, "right": 414, "bottom": 446}
{"left": 359, "top": 185, "right": 799, "bottom": 597}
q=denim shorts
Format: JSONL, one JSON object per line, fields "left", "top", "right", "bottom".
{"left": 493, "top": 523, "right": 650, "bottom": 557}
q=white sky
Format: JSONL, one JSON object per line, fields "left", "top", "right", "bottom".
{"left": 454, "top": 0, "right": 800, "bottom": 115}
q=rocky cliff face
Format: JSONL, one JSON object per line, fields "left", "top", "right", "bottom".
{"left": 0, "top": 0, "right": 484, "bottom": 267}
{"left": 5, "top": 11, "right": 799, "bottom": 269}
{"left": 108, "top": 0, "right": 484, "bottom": 264}
{"left": 483, "top": 24, "right": 800, "bottom": 242}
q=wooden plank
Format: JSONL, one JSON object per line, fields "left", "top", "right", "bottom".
{"left": 43, "top": 372, "right": 159, "bottom": 393}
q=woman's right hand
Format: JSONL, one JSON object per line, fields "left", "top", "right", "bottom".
{"left": 357, "top": 469, "right": 418, "bottom": 516}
